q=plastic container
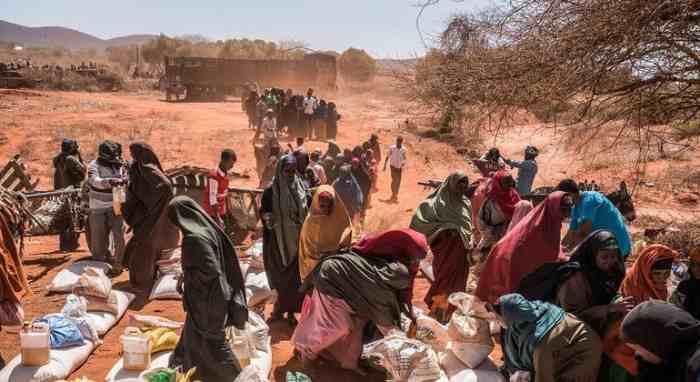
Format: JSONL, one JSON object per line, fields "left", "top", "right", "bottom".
{"left": 121, "top": 327, "right": 152, "bottom": 371}
{"left": 21, "top": 322, "right": 50, "bottom": 366}
{"left": 112, "top": 185, "right": 126, "bottom": 216}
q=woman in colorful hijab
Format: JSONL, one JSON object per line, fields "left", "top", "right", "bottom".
{"left": 122, "top": 142, "right": 179, "bottom": 295}
{"left": 492, "top": 293, "right": 602, "bottom": 382}
{"left": 477, "top": 170, "right": 521, "bottom": 251}
{"left": 410, "top": 171, "right": 473, "bottom": 314}
{"left": 621, "top": 301, "right": 700, "bottom": 382}
{"left": 476, "top": 191, "right": 573, "bottom": 304}
{"left": 602, "top": 244, "right": 679, "bottom": 381}
{"left": 261, "top": 154, "right": 309, "bottom": 324}
{"left": 293, "top": 229, "right": 427, "bottom": 374}
{"left": 298, "top": 185, "right": 352, "bottom": 280}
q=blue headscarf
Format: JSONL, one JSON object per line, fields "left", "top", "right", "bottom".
{"left": 499, "top": 293, "right": 565, "bottom": 374}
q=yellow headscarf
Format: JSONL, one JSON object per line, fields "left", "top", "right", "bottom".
{"left": 298, "top": 185, "right": 353, "bottom": 280}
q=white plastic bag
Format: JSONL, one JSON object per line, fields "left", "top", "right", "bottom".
{"left": 247, "top": 312, "right": 270, "bottom": 353}
{"left": 447, "top": 292, "right": 494, "bottom": 368}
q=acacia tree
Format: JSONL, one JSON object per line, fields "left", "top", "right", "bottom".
{"left": 406, "top": 0, "right": 700, "bottom": 147}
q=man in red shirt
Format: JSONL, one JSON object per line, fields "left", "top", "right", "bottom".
{"left": 205, "top": 149, "right": 237, "bottom": 226}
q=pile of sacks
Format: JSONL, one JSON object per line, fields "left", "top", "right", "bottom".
{"left": 149, "top": 241, "right": 277, "bottom": 316}
{"left": 363, "top": 293, "right": 504, "bottom": 382}
{"left": 242, "top": 239, "right": 276, "bottom": 316}
{"left": 150, "top": 248, "right": 184, "bottom": 300}
{"left": 1, "top": 265, "right": 135, "bottom": 382}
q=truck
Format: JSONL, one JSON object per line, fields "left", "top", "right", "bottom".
{"left": 161, "top": 53, "right": 337, "bottom": 101}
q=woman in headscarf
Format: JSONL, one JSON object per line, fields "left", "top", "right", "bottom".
{"left": 261, "top": 154, "right": 310, "bottom": 324}
{"left": 53, "top": 138, "right": 86, "bottom": 251}
{"left": 491, "top": 293, "right": 602, "bottom": 382}
{"left": 477, "top": 170, "right": 521, "bottom": 251}
{"left": 621, "top": 301, "right": 700, "bottom": 382}
{"left": 332, "top": 165, "right": 363, "bottom": 223}
{"left": 298, "top": 185, "right": 352, "bottom": 281}
{"left": 350, "top": 157, "right": 371, "bottom": 216}
{"left": 671, "top": 248, "right": 700, "bottom": 319}
{"left": 292, "top": 229, "right": 428, "bottom": 374}
{"left": 410, "top": 171, "right": 473, "bottom": 316}
{"left": 324, "top": 140, "right": 341, "bottom": 160}
{"left": 507, "top": 200, "right": 534, "bottom": 233}
{"left": 122, "top": 143, "right": 180, "bottom": 295}
{"left": 167, "top": 196, "right": 248, "bottom": 382}
{"left": 553, "top": 230, "right": 626, "bottom": 335}
{"left": 602, "top": 244, "right": 679, "bottom": 381}
{"left": 475, "top": 191, "right": 574, "bottom": 304}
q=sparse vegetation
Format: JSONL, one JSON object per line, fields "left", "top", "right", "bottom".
{"left": 338, "top": 48, "right": 376, "bottom": 83}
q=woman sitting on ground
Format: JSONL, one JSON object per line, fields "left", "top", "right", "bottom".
{"left": 410, "top": 171, "right": 473, "bottom": 320}
{"left": 292, "top": 229, "right": 428, "bottom": 375}
{"left": 298, "top": 185, "right": 352, "bottom": 281}
{"left": 602, "top": 244, "right": 679, "bottom": 382}
{"left": 553, "top": 230, "right": 627, "bottom": 335}
{"left": 475, "top": 191, "right": 574, "bottom": 304}
{"left": 621, "top": 301, "right": 700, "bottom": 382}
{"left": 477, "top": 170, "right": 521, "bottom": 252}
{"left": 490, "top": 293, "right": 602, "bottom": 382}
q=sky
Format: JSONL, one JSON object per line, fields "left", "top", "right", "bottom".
{"left": 2, "top": 0, "right": 493, "bottom": 58}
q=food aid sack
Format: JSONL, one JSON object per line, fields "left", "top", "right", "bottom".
{"left": 234, "top": 365, "right": 266, "bottom": 382}
{"left": 245, "top": 271, "right": 276, "bottom": 308}
{"left": 447, "top": 292, "right": 494, "bottom": 368}
{"left": 415, "top": 315, "right": 449, "bottom": 353}
{"left": 149, "top": 273, "right": 182, "bottom": 300}
{"left": 72, "top": 267, "right": 112, "bottom": 298}
{"left": 363, "top": 332, "right": 445, "bottom": 382}
{"left": 127, "top": 314, "right": 183, "bottom": 330}
{"left": 247, "top": 312, "right": 270, "bottom": 353}
{"left": 48, "top": 261, "right": 112, "bottom": 293}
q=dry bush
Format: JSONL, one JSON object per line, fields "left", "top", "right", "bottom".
{"left": 654, "top": 221, "right": 700, "bottom": 255}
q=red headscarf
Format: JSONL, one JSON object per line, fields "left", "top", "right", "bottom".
{"left": 353, "top": 228, "right": 429, "bottom": 302}
{"left": 487, "top": 170, "right": 520, "bottom": 219}
{"left": 475, "top": 191, "right": 566, "bottom": 303}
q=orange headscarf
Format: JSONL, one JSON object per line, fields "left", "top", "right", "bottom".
{"left": 620, "top": 244, "right": 679, "bottom": 301}
{"left": 298, "top": 185, "right": 352, "bottom": 280}
{"left": 603, "top": 244, "right": 679, "bottom": 376}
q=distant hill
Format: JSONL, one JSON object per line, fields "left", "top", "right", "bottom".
{"left": 0, "top": 20, "right": 156, "bottom": 50}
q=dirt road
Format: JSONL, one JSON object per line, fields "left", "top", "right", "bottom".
{"left": 0, "top": 87, "right": 697, "bottom": 381}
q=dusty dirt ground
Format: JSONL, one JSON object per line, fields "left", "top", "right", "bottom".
{"left": 0, "top": 86, "right": 698, "bottom": 381}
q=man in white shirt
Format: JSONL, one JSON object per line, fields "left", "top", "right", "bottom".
{"left": 383, "top": 136, "right": 407, "bottom": 203}
{"left": 302, "top": 88, "right": 318, "bottom": 139}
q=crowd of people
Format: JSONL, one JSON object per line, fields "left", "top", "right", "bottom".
{"left": 246, "top": 87, "right": 342, "bottom": 141}
{"left": 3, "top": 125, "right": 700, "bottom": 382}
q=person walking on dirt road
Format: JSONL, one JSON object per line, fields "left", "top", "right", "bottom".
{"left": 303, "top": 88, "right": 318, "bottom": 140}
{"left": 384, "top": 136, "right": 407, "bottom": 203}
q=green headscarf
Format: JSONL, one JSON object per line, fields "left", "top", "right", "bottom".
{"left": 410, "top": 171, "right": 473, "bottom": 252}
{"left": 272, "top": 155, "right": 309, "bottom": 267}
